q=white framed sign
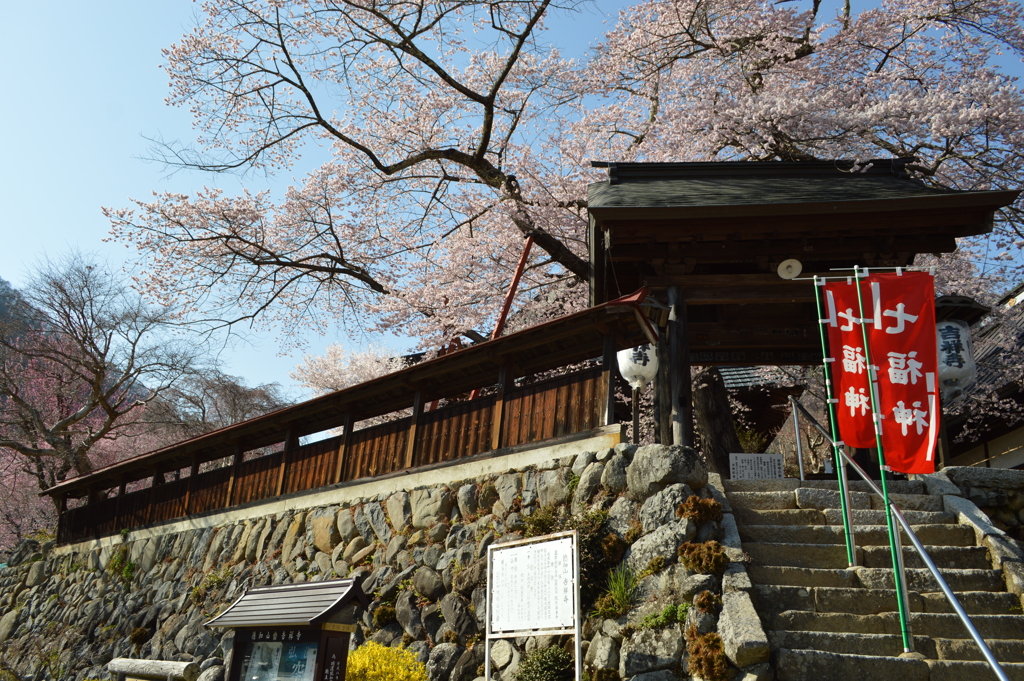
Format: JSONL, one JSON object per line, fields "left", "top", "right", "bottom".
{"left": 729, "top": 453, "right": 784, "bottom": 480}
{"left": 485, "top": 530, "right": 581, "bottom": 681}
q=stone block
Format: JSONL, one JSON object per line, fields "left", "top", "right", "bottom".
{"left": 387, "top": 492, "right": 412, "bottom": 533}
{"left": 307, "top": 507, "right": 340, "bottom": 553}
{"left": 537, "top": 468, "right": 570, "bottom": 509}
{"left": 639, "top": 483, "right": 692, "bottom": 534}
{"left": 626, "top": 444, "right": 707, "bottom": 500}
{"left": 618, "top": 627, "right": 684, "bottom": 677}
{"left": 411, "top": 487, "right": 454, "bottom": 528}
{"left": 626, "top": 519, "right": 695, "bottom": 572}
{"left": 572, "top": 462, "right": 605, "bottom": 514}
{"left": 718, "top": 591, "right": 770, "bottom": 668}
{"left": 601, "top": 453, "right": 629, "bottom": 495}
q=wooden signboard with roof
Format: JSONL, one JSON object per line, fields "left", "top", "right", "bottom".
{"left": 206, "top": 577, "right": 369, "bottom": 681}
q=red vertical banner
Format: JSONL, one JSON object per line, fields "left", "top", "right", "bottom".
{"left": 822, "top": 279, "right": 875, "bottom": 448}
{"left": 864, "top": 272, "right": 939, "bottom": 474}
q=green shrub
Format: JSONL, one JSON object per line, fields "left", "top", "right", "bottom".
{"left": 592, "top": 564, "right": 636, "bottom": 619}
{"left": 524, "top": 505, "right": 563, "bottom": 538}
{"left": 686, "top": 625, "right": 729, "bottom": 681}
{"left": 591, "top": 670, "right": 620, "bottom": 681}
{"left": 639, "top": 555, "right": 665, "bottom": 578}
{"left": 515, "top": 646, "right": 573, "bottom": 681}
{"left": 372, "top": 603, "right": 397, "bottom": 628}
{"left": 106, "top": 544, "right": 135, "bottom": 586}
{"left": 694, "top": 590, "right": 722, "bottom": 614}
{"left": 129, "top": 626, "right": 150, "bottom": 647}
{"left": 525, "top": 506, "right": 612, "bottom": 608}
{"left": 347, "top": 642, "right": 427, "bottom": 681}
{"left": 676, "top": 496, "right": 723, "bottom": 525}
{"left": 600, "top": 532, "right": 627, "bottom": 565}
{"left": 678, "top": 541, "right": 729, "bottom": 576}
{"left": 623, "top": 520, "right": 642, "bottom": 544}
{"left": 637, "top": 603, "right": 688, "bottom": 630}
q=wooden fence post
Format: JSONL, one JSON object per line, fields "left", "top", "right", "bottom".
{"left": 275, "top": 431, "right": 296, "bottom": 497}
{"left": 603, "top": 334, "right": 617, "bottom": 426}
{"left": 182, "top": 457, "right": 199, "bottom": 516}
{"left": 113, "top": 476, "right": 126, "bottom": 530}
{"left": 225, "top": 446, "right": 243, "bottom": 508}
{"left": 334, "top": 413, "right": 353, "bottom": 484}
{"left": 490, "top": 366, "right": 509, "bottom": 451}
{"left": 404, "top": 392, "right": 424, "bottom": 469}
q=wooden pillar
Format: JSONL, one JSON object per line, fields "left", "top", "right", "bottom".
{"left": 334, "top": 413, "right": 353, "bottom": 484}
{"left": 491, "top": 366, "right": 510, "bottom": 451}
{"left": 602, "top": 334, "right": 617, "bottom": 426}
{"left": 143, "top": 472, "right": 156, "bottom": 525}
{"left": 182, "top": 456, "right": 199, "bottom": 515}
{"left": 113, "top": 476, "right": 127, "bottom": 528}
{"left": 56, "top": 493, "right": 69, "bottom": 544}
{"left": 405, "top": 391, "right": 424, "bottom": 469}
{"left": 226, "top": 445, "right": 244, "bottom": 506}
{"left": 275, "top": 432, "right": 295, "bottom": 497}
{"left": 656, "top": 324, "right": 672, "bottom": 445}
{"left": 669, "top": 287, "right": 695, "bottom": 447}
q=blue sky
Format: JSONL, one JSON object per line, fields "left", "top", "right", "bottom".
{"left": 0, "top": 2, "right": 621, "bottom": 398}
{"left": 3, "top": 1, "right": 1019, "bottom": 396}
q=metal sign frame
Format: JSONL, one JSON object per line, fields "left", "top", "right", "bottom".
{"left": 484, "top": 530, "right": 581, "bottom": 681}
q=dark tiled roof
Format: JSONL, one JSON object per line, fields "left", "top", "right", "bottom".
{"left": 589, "top": 160, "right": 970, "bottom": 210}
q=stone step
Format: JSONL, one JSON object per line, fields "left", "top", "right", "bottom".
{"left": 926, "top": 659, "right": 1024, "bottom": 681}
{"left": 734, "top": 508, "right": 827, "bottom": 526}
{"left": 744, "top": 541, "right": 855, "bottom": 569}
{"left": 775, "top": 648, "right": 1024, "bottom": 681}
{"left": 739, "top": 523, "right": 976, "bottom": 547}
{"left": 725, "top": 479, "right": 926, "bottom": 495}
{"left": 774, "top": 610, "right": 1024, "bottom": 640}
{"left": 770, "top": 630, "right": 1024, "bottom": 663}
{"left": 859, "top": 545, "right": 992, "bottom": 571}
{"left": 753, "top": 585, "right": 1020, "bottom": 618}
{"left": 770, "top": 630, "right": 933, "bottom": 659}
{"left": 748, "top": 565, "right": 1007, "bottom": 593}
{"left": 774, "top": 648, "right": 931, "bottom": 681}
{"left": 824, "top": 508, "right": 958, "bottom": 526}
{"left": 735, "top": 507, "right": 956, "bottom": 527}
{"left": 728, "top": 491, "right": 798, "bottom": 510}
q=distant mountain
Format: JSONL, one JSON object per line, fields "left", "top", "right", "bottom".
{"left": 0, "top": 277, "right": 23, "bottom": 324}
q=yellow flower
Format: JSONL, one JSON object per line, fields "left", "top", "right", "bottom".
{"left": 346, "top": 641, "right": 428, "bottom": 681}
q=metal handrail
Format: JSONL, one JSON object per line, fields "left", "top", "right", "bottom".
{"left": 789, "top": 396, "right": 1010, "bottom": 681}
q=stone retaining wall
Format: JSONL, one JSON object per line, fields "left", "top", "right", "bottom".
{"left": 0, "top": 442, "right": 770, "bottom": 681}
{"left": 922, "top": 466, "right": 1024, "bottom": 544}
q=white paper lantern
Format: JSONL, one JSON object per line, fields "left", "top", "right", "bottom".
{"left": 936, "top": 320, "right": 977, "bottom": 403}
{"left": 617, "top": 344, "right": 659, "bottom": 390}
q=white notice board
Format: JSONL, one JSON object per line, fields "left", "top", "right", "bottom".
{"left": 729, "top": 453, "right": 784, "bottom": 480}
{"left": 487, "top": 532, "right": 578, "bottom": 634}
{"left": 486, "top": 530, "right": 581, "bottom": 681}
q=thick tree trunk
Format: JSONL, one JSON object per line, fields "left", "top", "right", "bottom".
{"left": 693, "top": 367, "right": 742, "bottom": 478}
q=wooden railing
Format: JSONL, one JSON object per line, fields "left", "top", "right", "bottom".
{"left": 57, "top": 365, "right": 609, "bottom": 544}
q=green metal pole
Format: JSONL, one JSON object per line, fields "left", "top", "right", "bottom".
{"left": 813, "top": 276, "right": 856, "bottom": 567}
{"left": 852, "top": 266, "right": 913, "bottom": 652}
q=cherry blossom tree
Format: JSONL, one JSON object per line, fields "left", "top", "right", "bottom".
{"left": 106, "top": 0, "right": 1024, "bottom": 355}
{"left": 0, "top": 254, "right": 210, "bottom": 501}
{"left": 106, "top": 0, "right": 595, "bottom": 348}
{"left": 142, "top": 371, "right": 290, "bottom": 441}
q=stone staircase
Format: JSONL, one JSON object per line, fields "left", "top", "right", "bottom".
{"left": 723, "top": 478, "right": 1024, "bottom": 681}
